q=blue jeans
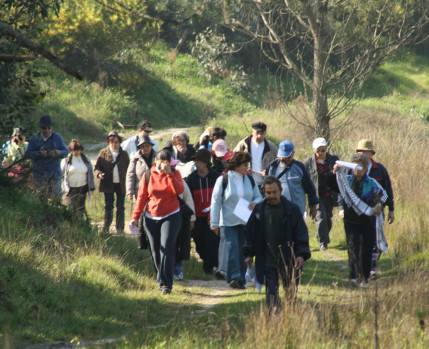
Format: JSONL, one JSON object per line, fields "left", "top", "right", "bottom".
{"left": 145, "top": 213, "right": 182, "bottom": 290}
{"left": 104, "top": 183, "right": 125, "bottom": 232}
{"left": 224, "top": 225, "right": 246, "bottom": 284}
{"left": 218, "top": 227, "right": 228, "bottom": 273}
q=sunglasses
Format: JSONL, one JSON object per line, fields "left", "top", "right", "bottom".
{"left": 143, "top": 129, "right": 152, "bottom": 133}
{"left": 316, "top": 149, "right": 327, "bottom": 153}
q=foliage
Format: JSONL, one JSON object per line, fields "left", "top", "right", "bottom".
{"left": 43, "top": 0, "right": 161, "bottom": 86}
{"left": 191, "top": 27, "right": 249, "bottom": 92}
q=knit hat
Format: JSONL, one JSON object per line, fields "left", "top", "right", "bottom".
{"left": 356, "top": 139, "right": 375, "bottom": 154}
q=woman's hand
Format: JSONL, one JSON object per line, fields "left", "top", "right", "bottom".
{"left": 160, "top": 162, "right": 171, "bottom": 174}
{"left": 248, "top": 202, "right": 256, "bottom": 211}
{"left": 374, "top": 203, "right": 382, "bottom": 215}
{"left": 98, "top": 172, "right": 105, "bottom": 180}
{"left": 128, "top": 194, "right": 134, "bottom": 201}
{"left": 130, "top": 219, "right": 138, "bottom": 227}
{"left": 211, "top": 226, "right": 220, "bottom": 236}
{"left": 338, "top": 209, "right": 344, "bottom": 219}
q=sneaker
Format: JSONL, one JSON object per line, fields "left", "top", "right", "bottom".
{"left": 369, "top": 270, "right": 379, "bottom": 280}
{"left": 215, "top": 270, "right": 226, "bottom": 280}
{"left": 320, "top": 243, "right": 328, "bottom": 251}
{"left": 160, "top": 286, "right": 171, "bottom": 294}
{"left": 360, "top": 281, "right": 369, "bottom": 288}
{"left": 349, "top": 279, "right": 359, "bottom": 288}
{"left": 174, "top": 272, "right": 183, "bottom": 281}
{"left": 230, "top": 280, "right": 246, "bottom": 290}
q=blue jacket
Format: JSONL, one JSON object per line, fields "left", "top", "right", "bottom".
{"left": 210, "top": 171, "right": 262, "bottom": 227}
{"left": 243, "top": 196, "right": 311, "bottom": 285}
{"left": 266, "top": 159, "right": 319, "bottom": 215}
{"left": 25, "top": 131, "right": 68, "bottom": 180}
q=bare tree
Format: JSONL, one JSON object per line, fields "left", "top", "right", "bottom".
{"left": 220, "top": 0, "right": 429, "bottom": 140}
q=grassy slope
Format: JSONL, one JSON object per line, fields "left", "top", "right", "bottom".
{"left": 1, "top": 46, "right": 429, "bottom": 347}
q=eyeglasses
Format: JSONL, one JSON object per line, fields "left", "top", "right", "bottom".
{"left": 110, "top": 141, "right": 120, "bottom": 144}
{"left": 41, "top": 126, "right": 52, "bottom": 130}
{"left": 143, "top": 129, "right": 152, "bottom": 133}
{"left": 316, "top": 149, "right": 327, "bottom": 153}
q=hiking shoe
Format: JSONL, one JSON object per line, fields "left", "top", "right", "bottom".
{"left": 320, "top": 243, "right": 328, "bottom": 251}
{"left": 369, "top": 270, "right": 380, "bottom": 280}
{"left": 160, "top": 286, "right": 171, "bottom": 295}
{"left": 174, "top": 272, "right": 183, "bottom": 281}
{"left": 215, "top": 270, "right": 226, "bottom": 280}
{"left": 230, "top": 280, "right": 245, "bottom": 290}
{"left": 348, "top": 279, "right": 358, "bottom": 288}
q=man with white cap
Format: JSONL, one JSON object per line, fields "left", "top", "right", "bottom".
{"left": 304, "top": 138, "right": 339, "bottom": 250}
{"left": 266, "top": 140, "right": 318, "bottom": 219}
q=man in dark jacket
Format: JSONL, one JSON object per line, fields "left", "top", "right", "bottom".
{"left": 304, "top": 138, "right": 339, "bottom": 250}
{"left": 244, "top": 176, "right": 311, "bottom": 312}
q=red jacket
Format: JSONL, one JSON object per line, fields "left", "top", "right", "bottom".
{"left": 132, "top": 166, "right": 184, "bottom": 220}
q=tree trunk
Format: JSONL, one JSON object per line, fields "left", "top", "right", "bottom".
{"left": 313, "top": 86, "right": 330, "bottom": 140}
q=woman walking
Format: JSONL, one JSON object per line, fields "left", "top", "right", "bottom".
{"left": 61, "top": 139, "right": 95, "bottom": 214}
{"left": 334, "top": 153, "right": 387, "bottom": 287}
{"left": 130, "top": 149, "right": 184, "bottom": 294}
{"left": 210, "top": 151, "right": 262, "bottom": 289}
{"left": 95, "top": 131, "right": 130, "bottom": 234}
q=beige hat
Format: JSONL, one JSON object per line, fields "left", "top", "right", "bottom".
{"left": 356, "top": 139, "right": 375, "bottom": 154}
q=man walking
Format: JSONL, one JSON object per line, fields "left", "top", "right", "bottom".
{"left": 121, "top": 120, "right": 158, "bottom": 157}
{"left": 233, "top": 122, "right": 277, "bottom": 190}
{"left": 304, "top": 138, "right": 339, "bottom": 250}
{"left": 25, "top": 114, "right": 68, "bottom": 197}
{"left": 266, "top": 140, "right": 318, "bottom": 219}
{"left": 244, "top": 176, "right": 311, "bottom": 312}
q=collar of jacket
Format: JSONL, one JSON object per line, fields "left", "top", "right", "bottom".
{"left": 67, "top": 152, "right": 90, "bottom": 165}
{"left": 371, "top": 159, "right": 379, "bottom": 169}
{"left": 254, "top": 196, "right": 290, "bottom": 225}
{"left": 244, "top": 135, "right": 272, "bottom": 158}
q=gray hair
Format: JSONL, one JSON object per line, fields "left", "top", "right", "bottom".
{"left": 350, "top": 153, "right": 370, "bottom": 168}
{"left": 172, "top": 131, "right": 189, "bottom": 143}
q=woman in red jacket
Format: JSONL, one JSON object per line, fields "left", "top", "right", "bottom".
{"left": 130, "top": 149, "right": 184, "bottom": 294}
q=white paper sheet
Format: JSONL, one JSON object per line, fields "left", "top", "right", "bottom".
{"left": 335, "top": 160, "right": 363, "bottom": 170}
{"left": 233, "top": 198, "right": 252, "bottom": 223}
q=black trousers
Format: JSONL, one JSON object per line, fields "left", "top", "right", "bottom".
{"left": 344, "top": 218, "right": 375, "bottom": 281}
{"left": 192, "top": 217, "right": 220, "bottom": 273}
{"left": 66, "top": 185, "right": 88, "bottom": 214}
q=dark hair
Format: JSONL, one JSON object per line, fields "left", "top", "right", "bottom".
{"left": 156, "top": 149, "right": 172, "bottom": 161}
{"left": 263, "top": 175, "right": 282, "bottom": 191}
{"left": 138, "top": 120, "right": 152, "bottom": 130}
{"left": 226, "top": 151, "right": 251, "bottom": 171}
{"left": 210, "top": 127, "right": 226, "bottom": 140}
{"left": 68, "top": 139, "right": 84, "bottom": 151}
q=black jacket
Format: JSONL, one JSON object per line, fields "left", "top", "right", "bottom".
{"left": 243, "top": 196, "right": 311, "bottom": 284}
{"left": 368, "top": 159, "right": 394, "bottom": 212}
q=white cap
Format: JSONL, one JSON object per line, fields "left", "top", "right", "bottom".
{"left": 312, "top": 137, "right": 328, "bottom": 150}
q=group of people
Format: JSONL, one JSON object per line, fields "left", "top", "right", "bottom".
{"left": 1, "top": 115, "right": 394, "bottom": 310}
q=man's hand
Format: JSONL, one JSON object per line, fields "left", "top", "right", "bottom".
{"left": 245, "top": 257, "right": 253, "bottom": 268}
{"left": 40, "top": 150, "right": 48, "bottom": 157}
{"left": 309, "top": 205, "right": 317, "bottom": 219}
{"left": 338, "top": 209, "right": 344, "bottom": 219}
{"left": 374, "top": 203, "right": 382, "bottom": 215}
{"left": 130, "top": 219, "right": 138, "bottom": 226}
{"left": 294, "top": 256, "right": 304, "bottom": 269}
{"left": 211, "top": 226, "right": 219, "bottom": 236}
{"left": 128, "top": 194, "right": 134, "bottom": 201}
{"left": 190, "top": 221, "right": 195, "bottom": 231}
{"left": 388, "top": 211, "right": 395, "bottom": 224}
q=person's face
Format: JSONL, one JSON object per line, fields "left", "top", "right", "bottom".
{"left": 109, "top": 137, "right": 120, "bottom": 151}
{"left": 72, "top": 150, "right": 82, "bottom": 157}
{"left": 139, "top": 127, "right": 153, "bottom": 138}
{"left": 14, "top": 135, "right": 25, "bottom": 145}
{"left": 356, "top": 149, "right": 374, "bottom": 159}
{"left": 195, "top": 160, "right": 209, "bottom": 172}
{"left": 315, "top": 146, "right": 327, "bottom": 160}
{"left": 264, "top": 182, "right": 282, "bottom": 206}
{"left": 279, "top": 151, "right": 295, "bottom": 166}
{"left": 235, "top": 162, "right": 249, "bottom": 176}
{"left": 155, "top": 159, "right": 170, "bottom": 172}
{"left": 174, "top": 136, "right": 187, "bottom": 153}
{"left": 251, "top": 129, "right": 266, "bottom": 144}
{"left": 139, "top": 143, "right": 152, "bottom": 156}
{"left": 353, "top": 161, "right": 367, "bottom": 180}
{"left": 41, "top": 126, "right": 52, "bottom": 138}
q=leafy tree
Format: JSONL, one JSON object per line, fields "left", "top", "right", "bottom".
{"left": 220, "top": 0, "right": 429, "bottom": 140}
